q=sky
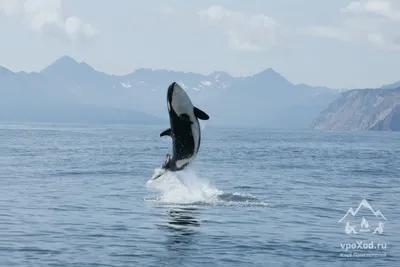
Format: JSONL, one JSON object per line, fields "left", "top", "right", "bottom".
{"left": 0, "top": 0, "right": 400, "bottom": 89}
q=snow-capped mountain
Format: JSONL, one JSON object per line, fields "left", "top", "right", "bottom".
{"left": 0, "top": 56, "right": 340, "bottom": 127}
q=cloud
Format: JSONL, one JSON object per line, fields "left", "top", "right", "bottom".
{"left": 341, "top": 0, "right": 400, "bottom": 20}
{"left": 304, "top": 0, "right": 400, "bottom": 50}
{"left": 198, "top": 6, "right": 281, "bottom": 52}
{"left": 302, "top": 26, "right": 351, "bottom": 41}
{"left": 0, "top": 0, "right": 99, "bottom": 44}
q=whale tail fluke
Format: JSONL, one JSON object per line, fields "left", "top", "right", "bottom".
{"left": 151, "top": 168, "right": 168, "bottom": 180}
{"left": 161, "top": 153, "right": 172, "bottom": 169}
{"left": 150, "top": 154, "right": 172, "bottom": 180}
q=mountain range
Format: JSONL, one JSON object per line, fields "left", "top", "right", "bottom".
{"left": 0, "top": 56, "right": 342, "bottom": 128}
{"left": 312, "top": 87, "right": 400, "bottom": 131}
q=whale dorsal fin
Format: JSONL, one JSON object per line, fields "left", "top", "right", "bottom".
{"left": 194, "top": 107, "right": 210, "bottom": 120}
{"left": 160, "top": 128, "right": 171, "bottom": 137}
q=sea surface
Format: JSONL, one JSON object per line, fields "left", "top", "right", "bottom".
{"left": 0, "top": 122, "right": 399, "bottom": 267}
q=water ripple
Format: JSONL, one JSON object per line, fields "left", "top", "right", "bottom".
{"left": 0, "top": 124, "right": 399, "bottom": 266}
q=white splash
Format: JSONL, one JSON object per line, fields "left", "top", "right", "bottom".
{"left": 146, "top": 167, "right": 223, "bottom": 204}
{"left": 145, "top": 167, "right": 270, "bottom": 207}
{"left": 200, "top": 121, "right": 207, "bottom": 131}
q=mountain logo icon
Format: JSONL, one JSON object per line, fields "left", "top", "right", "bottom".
{"left": 338, "top": 199, "right": 387, "bottom": 223}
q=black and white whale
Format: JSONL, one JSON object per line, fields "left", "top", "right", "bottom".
{"left": 152, "top": 82, "right": 210, "bottom": 180}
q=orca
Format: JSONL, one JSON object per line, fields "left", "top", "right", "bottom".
{"left": 152, "top": 82, "right": 210, "bottom": 180}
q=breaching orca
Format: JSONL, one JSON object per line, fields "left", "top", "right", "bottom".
{"left": 152, "top": 82, "right": 210, "bottom": 180}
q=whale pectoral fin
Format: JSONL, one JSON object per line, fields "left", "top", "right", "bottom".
{"left": 194, "top": 107, "right": 210, "bottom": 120}
{"left": 160, "top": 128, "right": 171, "bottom": 137}
{"left": 179, "top": 114, "right": 193, "bottom": 124}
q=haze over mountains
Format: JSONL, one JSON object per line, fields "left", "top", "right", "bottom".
{"left": 0, "top": 56, "right": 344, "bottom": 128}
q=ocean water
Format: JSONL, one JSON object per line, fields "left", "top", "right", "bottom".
{"left": 0, "top": 122, "right": 399, "bottom": 267}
